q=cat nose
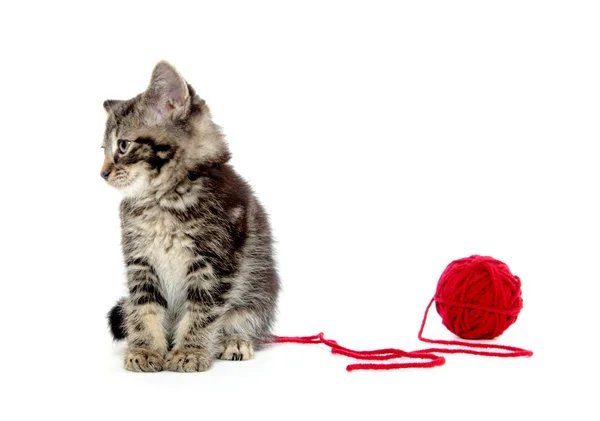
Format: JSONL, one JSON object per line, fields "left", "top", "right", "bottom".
{"left": 101, "top": 168, "right": 111, "bottom": 180}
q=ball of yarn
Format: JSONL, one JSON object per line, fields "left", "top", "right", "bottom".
{"left": 434, "top": 255, "right": 523, "bottom": 340}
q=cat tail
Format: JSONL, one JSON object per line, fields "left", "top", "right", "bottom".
{"left": 107, "top": 298, "right": 127, "bottom": 340}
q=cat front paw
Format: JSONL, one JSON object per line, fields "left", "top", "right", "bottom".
{"left": 165, "top": 349, "right": 212, "bottom": 372}
{"left": 124, "top": 348, "right": 165, "bottom": 372}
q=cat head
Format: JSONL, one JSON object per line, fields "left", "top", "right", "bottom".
{"left": 100, "top": 61, "right": 229, "bottom": 198}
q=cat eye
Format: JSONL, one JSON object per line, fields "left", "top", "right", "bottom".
{"left": 118, "top": 139, "right": 131, "bottom": 154}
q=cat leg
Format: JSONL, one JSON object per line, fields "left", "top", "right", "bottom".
{"left": 122, "top": 258, "right": 169, "bottom": 372}
{"left": 165, "top": 261, "right": 231, "bottom": 372}
{"left": 165, "top": 303, "right": 221, "bottom": 372}
{"left": 217, "top": 307, "right": 268, "bottom": 361}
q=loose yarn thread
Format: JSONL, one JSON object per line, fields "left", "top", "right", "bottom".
{"left": 274, "top": 332, "right": 446, "bottom": 371}
{"left": 274, "top": 255, "right": 533, "bottom": 371}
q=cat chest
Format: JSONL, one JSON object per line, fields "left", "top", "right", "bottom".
{"left": 134, "top": 210, "right": 195, "bottom": 310}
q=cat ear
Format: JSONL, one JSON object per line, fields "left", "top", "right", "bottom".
{"left": 144, "top": 61, "right": 190, "bottom": 122}
{"left": 103, "top": 99, "right": 122, "bottom": 113}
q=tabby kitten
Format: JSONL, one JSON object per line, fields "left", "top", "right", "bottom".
{"left": 102, "top": 61, "right": 279, "bottom": 372}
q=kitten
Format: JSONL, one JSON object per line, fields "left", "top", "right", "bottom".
{"left": 102, "top": 61, "right": 279, "bottom": 372}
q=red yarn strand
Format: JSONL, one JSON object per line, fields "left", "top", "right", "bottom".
{"left": 273, "top": 255, "right": 533, "bottom": 371}
{"left": 273, "top": 333, "right": 446, "bottom": 372}
{"left": 273, "top": 296, "right": 531, "bottom": 372}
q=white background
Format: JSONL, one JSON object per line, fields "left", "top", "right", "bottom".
{"left": 1, "top": 1, "right": 598, "bottom": 420}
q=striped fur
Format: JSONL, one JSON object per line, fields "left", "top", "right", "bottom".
{"left": 102, "top": 61, "right": 279, "bottom": 372}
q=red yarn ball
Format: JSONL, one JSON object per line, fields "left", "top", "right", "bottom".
{"left": 434, "top": 255, "right": 524, "bottom": 340}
